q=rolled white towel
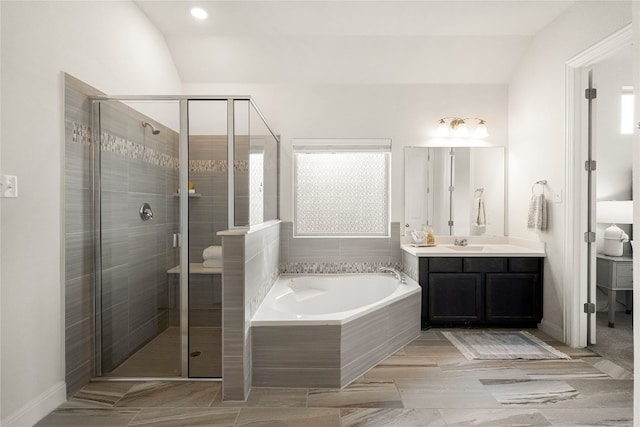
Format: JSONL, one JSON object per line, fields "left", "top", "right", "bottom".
{"left": 203, "top": 259, "right": 222, "bottom": 268}
{"left": 202, "top": 245, "right": 222, "bottom": 260}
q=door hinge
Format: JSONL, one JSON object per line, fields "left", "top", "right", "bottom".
{"left": 448, "top": 185, "right": 455, "bottom": 192}
{"left": 585, "top": 88, "right": 597, "bottom": 100}
{"left": 584, "top": 302, "right": 596, "bottom": 314}
{"left": 448, "top": 220, "right": 454, "bottom": 227}
{"left": 584, "top": 231, "right": 596, "bottom": 243}
{"left": 584, "top": 160, "right": 596, "bottom": 171}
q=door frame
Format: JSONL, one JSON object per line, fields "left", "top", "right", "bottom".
{"left": 564, "top": 24, "right": 632, "bottom": 348}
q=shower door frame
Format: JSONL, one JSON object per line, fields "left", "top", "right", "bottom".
{"left": 90, "top": 95, "right": 278, "bottom": 379}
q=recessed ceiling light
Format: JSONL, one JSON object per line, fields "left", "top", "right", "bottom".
{"left": 190, "top": 7, "right": 208, "bottom": 20}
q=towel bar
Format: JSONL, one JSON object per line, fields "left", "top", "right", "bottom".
{"left": 532, "top": 180, "right": 547, "bottom": 194}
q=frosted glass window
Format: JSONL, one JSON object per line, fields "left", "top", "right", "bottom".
{"left": 293, "top": 147, "right": 390, "bottom": 237}
{"left": 621, "top": 86, "right": 634, "bottom": 135}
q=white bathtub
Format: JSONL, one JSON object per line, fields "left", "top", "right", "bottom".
{"left": 252, "top": 273, "right": 421, "bottom": 326}
{"left": 251, "top": 273, "right": 422, "bottom": 388}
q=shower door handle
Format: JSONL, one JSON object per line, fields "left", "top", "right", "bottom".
{"left": 172, "top": 233, "right": 181, "bottom": 248}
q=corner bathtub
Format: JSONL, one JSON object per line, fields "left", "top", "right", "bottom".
{"left": 251, "top": 273, "right": 422, "bottom": 388}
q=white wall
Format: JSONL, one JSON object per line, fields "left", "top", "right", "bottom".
{"left": 0, "top": 2, "right": 181, "bottom": 425}
{"left": 184, "top": 83, "right": 508, "bottom": 227}
{"left": 508, "top": 1, "right": 631, "bottom": 339}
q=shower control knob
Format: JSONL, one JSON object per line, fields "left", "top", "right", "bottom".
{"left": 139, "top": 203, "right": 153, "bottom": 221}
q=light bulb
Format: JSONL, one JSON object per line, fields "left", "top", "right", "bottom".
{"left": 453, "top": 121, "right": 468, "bottom": 137}
{"left": 436, "top": 119, "right": 449, "bottom": 136}
{"left": 475, "top": 120, "right": 489, "bottom": 138}
{"left": 191, "top": 7, "right": 208, "bottom": 20}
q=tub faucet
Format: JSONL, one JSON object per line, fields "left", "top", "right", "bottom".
{"left": 379, "top": 267, "right": 406, "bottom": 284}
{"left": 454, "top": 238, "right": 468, "bottom": 246}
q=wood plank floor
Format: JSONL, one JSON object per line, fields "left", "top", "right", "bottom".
{"left": 38, "top": 327, "right": 633, "bottom": 426}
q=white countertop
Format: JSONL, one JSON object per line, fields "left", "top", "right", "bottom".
{"left": 401, "top": 236, "right": 545, "bottom": 257}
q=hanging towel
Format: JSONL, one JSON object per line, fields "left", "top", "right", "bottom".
{"left": 202, "top": 245, "right": 222, "bottom": 260}
{"left": 527, "top": 193, "right": 548, "bottom": 232}
{"left": 472, "top": 196, "right": 486, "bottom": 227}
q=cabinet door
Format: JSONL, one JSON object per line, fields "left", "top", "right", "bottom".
{"left": 485, "top": 273, "right": 541, "bottom": 324}
{"left": 428, "top": 273, "right": 483, "bottom": 324}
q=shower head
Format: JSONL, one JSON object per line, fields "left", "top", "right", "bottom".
{"left": 142, "top": 121, "right": 160, "bottom": 135}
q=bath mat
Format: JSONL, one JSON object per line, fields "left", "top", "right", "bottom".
{"left": 442, "top": 331, "right": 571, "bottom": 360}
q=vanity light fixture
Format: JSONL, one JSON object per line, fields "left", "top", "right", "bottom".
{"left": 190, "top": 7, "right": 208, "bottom": 20}
{"left": 437, "top": 117, "right": 488, "bottom": 138}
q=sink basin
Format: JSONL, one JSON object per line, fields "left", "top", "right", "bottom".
{"left": 445, "top": 245, "right": 485, "bottom": 251}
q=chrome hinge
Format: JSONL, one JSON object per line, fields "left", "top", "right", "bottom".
{"left": 584, "top": 160, "right": 596, "bottom": 171}
{"left": 585, "top": 88, "right": 597, "bottom": 100}
{"left": 449, "top": 186, "right": 455, "bottom": 192}
{"left": 584, "top": 302, "right": 596, "bottom": 314}
{"left": 584, "top": 231, "right": 596, "bottom": 243}
{"left": 172, "top": 233, "right": 182, "bottom": 248}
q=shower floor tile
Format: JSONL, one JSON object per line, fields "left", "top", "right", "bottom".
{"left": 105, "top": 326, "right": 221, "bottom": 378}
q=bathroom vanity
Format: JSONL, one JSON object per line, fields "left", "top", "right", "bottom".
{"left": 402, "top": 241, "right": 545, "bottom": 328}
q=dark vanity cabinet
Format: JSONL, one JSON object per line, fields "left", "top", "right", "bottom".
{"left": 418, "top": 257, "right": 543, "bottom": 328}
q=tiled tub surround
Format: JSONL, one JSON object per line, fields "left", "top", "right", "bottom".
{"left": 279, "top": 221, "right": 402, "bottom": 274}
{"left": 220, "top": 221, "right": 281, "bottom": 400}
{"left": 251, "top": 274, "right": 421, "bottom": 388}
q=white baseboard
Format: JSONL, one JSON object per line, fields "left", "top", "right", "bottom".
{"left": 538, "top": 319, "right": 564, "bottom": 343}
{"left": 2, "top": 381, "right": 66, "bottom": 427}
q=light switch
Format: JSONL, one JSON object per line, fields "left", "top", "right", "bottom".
{"left": 553, "top": 188, "right": 562, "bottom": 203}
{"left": 2, "top": 175, "right": 18, "bottom": 198}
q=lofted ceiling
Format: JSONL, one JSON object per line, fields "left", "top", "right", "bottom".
{"left": 135, "top": 0, "right": 578, "bottom": 85}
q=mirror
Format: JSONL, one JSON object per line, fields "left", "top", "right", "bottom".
{"left": 404, "top": 146, "right": 505, "bottom": 236}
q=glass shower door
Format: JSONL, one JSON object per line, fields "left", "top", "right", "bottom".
{"left": 186, "top": 100, "right": 227, "bottom": 377}
{"left": 95, "top": 99, "right": 183, "bottom": 377}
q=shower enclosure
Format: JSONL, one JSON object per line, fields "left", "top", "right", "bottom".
{"left": 91, "top": 96, "right": 278, "bottom": 378}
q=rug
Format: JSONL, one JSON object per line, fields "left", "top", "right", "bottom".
{"left": 442, "top": 331, "right": 571, "bottom": 360}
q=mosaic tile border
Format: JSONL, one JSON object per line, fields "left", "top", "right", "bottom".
{"left": 72, "top": 123, "right": 91, "bottom": 146}
{"left": 101, "top": 132, "right": 178, "bottom": 169}
{"left": 190, "top": 160, "right": 227, "bottom": 172}
{"left": 71, "top": 122, "right": 250, "bottom": 172}
{"left": 279, "top": 261, "right": 402, "bottom": 275}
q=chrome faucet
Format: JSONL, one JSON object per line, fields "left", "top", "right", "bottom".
{"left": 454, "top": 238, "right": 468, "bottom": 246}
{"left": 379, "top": 267, "right": 406, "bottom": 284}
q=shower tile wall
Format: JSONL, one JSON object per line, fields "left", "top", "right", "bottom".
{"left": 64, "top": 74, "right": 101, "bottom": 395}
{"left": 279, "top": 222, "right": 401, "bottom": 273}
{"left": 64, "top": 74, "right": 180, "bottom": 393}
{"left": 170, "top": 135, "right": 228, "bottom": 333}
{"left": 98, "top": 101, "right": 179, "bottom": 373}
